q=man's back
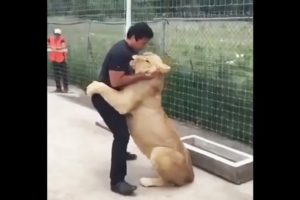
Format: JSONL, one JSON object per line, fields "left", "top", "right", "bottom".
{"left": 98, "top": 40, "right": 136, "bottom": 88}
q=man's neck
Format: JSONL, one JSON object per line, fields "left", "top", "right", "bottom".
{"left": 125, "top": 38, "right": 137, "bottom": 53}
{"left": 125, "top": 38, "right": 133, "bottom": 48}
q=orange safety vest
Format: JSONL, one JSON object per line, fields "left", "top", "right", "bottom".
{"left": 47, "top": 35, "right": 68, "bottom": 63}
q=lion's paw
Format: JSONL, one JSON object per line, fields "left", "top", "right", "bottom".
{"left": 139, "top": 177, "right": 153, "bottom": 187}
{"left": 86, "top": 81, "right": 106, "bottom": 96}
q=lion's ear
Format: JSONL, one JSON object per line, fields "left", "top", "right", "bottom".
{"left": 132, "top": 55, "right": 138, "bottom": 60}
{"left": 159, "top": 64, "right": 171, "bottom": 73}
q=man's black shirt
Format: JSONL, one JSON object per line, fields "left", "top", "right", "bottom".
{"left": 98, "top": 40, "right": 137, "bottom": 89}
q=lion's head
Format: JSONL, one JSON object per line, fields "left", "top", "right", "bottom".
{"left": 129, "top": 52, "right": 171, "bottom": 76}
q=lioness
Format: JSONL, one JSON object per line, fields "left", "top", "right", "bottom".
{"left": 87, "top": 52, "right": 194, "bottom": 187}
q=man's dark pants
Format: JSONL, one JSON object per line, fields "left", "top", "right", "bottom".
{"left": 52, "top": 61, "right": 68, "bottom": 91}
{"left": 91, "top": 94, "right": 129, "bottom": 185}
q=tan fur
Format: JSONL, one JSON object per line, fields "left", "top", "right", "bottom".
{"left": 87, "top": 52, "right": 194, "bottom": 187}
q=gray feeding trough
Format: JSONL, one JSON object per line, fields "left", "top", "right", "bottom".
{"left": 181, "top": 135, "right": 253, "bottom": 185}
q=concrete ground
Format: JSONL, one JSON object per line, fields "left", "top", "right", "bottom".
{"left": 47, "top": 82, "right": 253, "bottom": 200}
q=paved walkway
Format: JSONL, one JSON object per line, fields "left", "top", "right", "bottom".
{"left": 47, "top": 85, "right": 253, "bottom": 200}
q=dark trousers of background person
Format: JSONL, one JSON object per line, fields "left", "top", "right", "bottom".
{"left": 91, "top": 94, "right": 129, "bottom": 185}
{"left": 52, "top": 61, "right": 68, "bottom": 91}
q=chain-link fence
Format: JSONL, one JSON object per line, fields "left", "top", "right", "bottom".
{"left": 48, "top": 0, "right": 253, "bottom": 145}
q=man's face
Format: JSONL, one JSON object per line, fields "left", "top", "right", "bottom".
{"left": 133, "top": 37, "right": 150, "bottom": 51}
{"left": 54, "top": 33, "right": 61, "bottom": 39}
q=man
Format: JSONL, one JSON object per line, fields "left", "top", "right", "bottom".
{"left": 91, "top": 22, "right": 157, "bottom": 195}
{"left": 47, "top": 28, "right": 69, "bottom": 93}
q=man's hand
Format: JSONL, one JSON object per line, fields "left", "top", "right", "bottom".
{"left": 109, "top": 69, "right": 161, "bottom": 88}
{"left": 149, "top": 70, "right": 161, "bottom": 78}
{"left": 49, "top": 48, "right": 68, "bottom": 52}
{"left": 140, "top": 70, "right": 161, "bottom": 80}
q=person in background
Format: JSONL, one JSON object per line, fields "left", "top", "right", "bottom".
{"left": 47, "top": 28, "right": 69, "bottom": 93}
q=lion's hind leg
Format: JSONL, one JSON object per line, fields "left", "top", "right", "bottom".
{"left": 140, "top": 146, "right": 193, "bottom": 187}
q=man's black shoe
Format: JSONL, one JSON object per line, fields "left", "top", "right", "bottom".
{"left": 111, "top": 181, "right": 137, "bottom": 195}
{"left": 52, "top": 89, "right": 62, "bottom": 93}
{"left": 126, "top": 152, "right": 137, "bottom": 161}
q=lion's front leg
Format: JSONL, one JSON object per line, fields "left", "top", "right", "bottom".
{"left": 86, "top": 81, "right": 135, "bottom": 114}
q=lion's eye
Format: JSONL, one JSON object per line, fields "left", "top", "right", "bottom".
{"left": 145, "top": 60, "right": 150, "bottom": 63}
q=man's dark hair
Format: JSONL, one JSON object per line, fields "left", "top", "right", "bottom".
{"left": 127, "top": 22, "right": 153, "bottom": 40}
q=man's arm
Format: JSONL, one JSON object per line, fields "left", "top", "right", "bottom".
{"left": 54, "top": 40, "right": 68, "bottom": 52}
{"left": 47, "top": 38, "right": 51, "bottom": 48}
{"left": 109, "top": 70, "right": 151, "bottom": 88}
{"left": 56, "top": 40, "right": 67, "bottom": 50}
{"left": 108, "top": 50, "right": 159, "bottom": 88}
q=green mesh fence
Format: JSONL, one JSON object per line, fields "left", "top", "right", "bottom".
{"left": 48, "top": 0, "right": 253, "bottom": 145}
